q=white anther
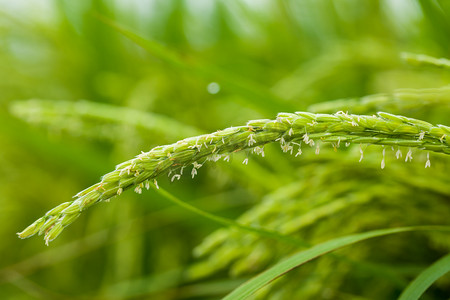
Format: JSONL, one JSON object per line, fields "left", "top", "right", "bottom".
{"left": 419, "top": 131, "right": 425, "bottom": 140}
{"left": 171, "top": 174, "right": 181, "bottom": 182}
{"left": 248, "top": 134, "right": 256, "bottom": 146}
{"left": 425, "top": 152, "right": 431, "bottom": 168}
{"left": 193, "top": 161, "right": 203, "bottom": 169}
{"left": 359, "top": 144, "right": 364, "bottom": 162}
{"left": 405, "top": 149, "right": 413, "bottom": 162}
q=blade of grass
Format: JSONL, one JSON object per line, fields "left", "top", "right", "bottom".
{"left": 398, "top": 252, "right": 450, "bottom": 300}
{"left": 94, "top": 13, "right": 293, "bottom": 114}
{"left": 151, "top": 185, "right": 419, "bottom": 289}
{"left": 223, "top": 226, "right": 450, "bottom": 300}
{"left": 150, "top": 185, "right": 308, "bottom": 248}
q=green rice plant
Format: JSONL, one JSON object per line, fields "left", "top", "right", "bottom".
{"left": 96, "top": 15, "right": 294, "bottom": 114}
{"left": 189, "top": 150, "right": 450, "bottom": 298}
{"left": 18, "top": 111, "right": 449, "bottom": 245}
{"left": 308, "top": 86, "right": 450, "bottom": 114}
{"left": 270, "top": 40, "right": 397, "bottom": 103}
{"left": 4, "top": 2, "right": 450, "bottom": 299}
{"left": 401, "top": 52, "right": 450, "bottom": 70}
{"left": 224, "top": 226, "right": 450, "bottom": 300}
{"left": 398, "top": 252, "right": 450, "bottom": 300}
{"left": 9, "top": 99, "right": 201, "bottom": 140}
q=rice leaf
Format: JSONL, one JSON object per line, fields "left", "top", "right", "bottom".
{"left": 223, "top": 226, "right": 450, "bottom": 300}
{"left": 398, "top": 252, "right": 450, "bottom": 300}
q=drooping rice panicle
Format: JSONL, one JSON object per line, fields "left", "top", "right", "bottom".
{"left": 18, "top": 111, "right": 450, "bottom": 245}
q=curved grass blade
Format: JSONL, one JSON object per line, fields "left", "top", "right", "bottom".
{"left": 94, "top": 14, "right": 293, "bottom": 114}
{"left": 223, "top": 226, "right": 450, "bottom": 300}
{"left": 398, "top": 252, "right": 450, "bottom": 300}
{"left": 151, "top": 185, "right": 308, "bottom": 248}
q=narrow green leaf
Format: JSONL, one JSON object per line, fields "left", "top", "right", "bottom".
{"left": 94, "top": 14, "right": 293, "bottom": 114}
{"left": 151, "top": 185, "right": 308, "bottom": 248}
{"left": 398, "top": 252, "right": 450, "bottom": 300}
{"left": 224, "top": 226, "right": 450, "bottom": 300}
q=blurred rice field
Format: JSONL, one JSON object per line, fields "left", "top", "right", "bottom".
{"left": 0, "top": 0, "right": 449, "bottom": 299}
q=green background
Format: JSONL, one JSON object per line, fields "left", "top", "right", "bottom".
{"left": 0, "top": 0, "right": 449, "bottom": 299}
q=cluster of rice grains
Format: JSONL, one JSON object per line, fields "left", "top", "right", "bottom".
{"left": 18, "top": 111, "right": 449, "bottom": 245}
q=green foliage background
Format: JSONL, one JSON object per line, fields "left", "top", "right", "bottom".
{"left": 0, "top": 0, "right": 449, "bottom": 299}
